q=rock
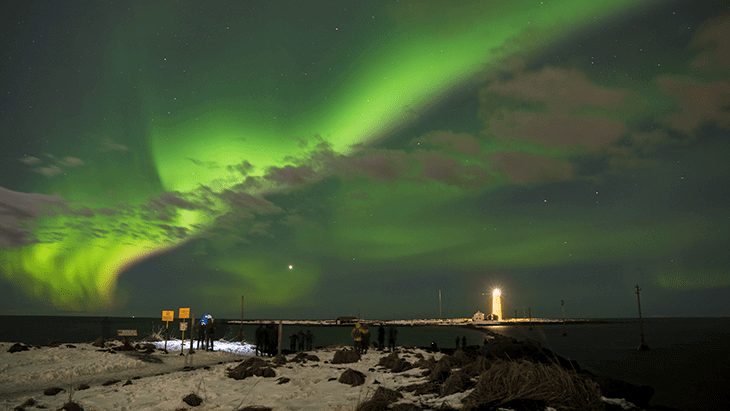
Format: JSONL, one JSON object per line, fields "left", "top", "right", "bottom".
{"left": 227, "top": 357, "right": 276, "bottom": 380}
{"left": 590, "top": 373, "right": 655, "bottom": 408}
{"left": 276, "top": 377, "right": 291, "bottom": 385}
{"left": 8, "top": 343, "right": 29, "bottom": 353}
{"left": 183, "top": 393, "right": 203, "bottom": 406}
{"left": 331, "top": 349, "right": 360, "bottom": 364}
{"left": 43, "top": 387, "right": 64, "bottom": 395}
{"left": 291, "top": 352, "right": 320, "bottom": 363}
{"left": 391, "top": 404, "right": 423, "bottom": 411}
{"left": 91, "top": 338, "right": 106, "bottom": 348}
{"left": 338, "top": 368, "right": 366, "bottom": 386}
{"left": 77, "top": 383, "right": 90, "bottom": 390}
{"left": 60, "top": 400, "right": 85, "bottom": 411}
{"left": 123, "top": 379, "right": 133, "bottom": 386}
{"left": 101, "top": 379, "right": 121, "bottom": 386}
{"left": 47, "top": 340, "right": 63, "bottom": 347}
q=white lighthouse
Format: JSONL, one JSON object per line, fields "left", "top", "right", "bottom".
{"left": 492, "top": 289, "right": 502, "bottom": 321}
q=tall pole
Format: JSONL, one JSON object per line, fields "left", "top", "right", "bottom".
{"left": 189, "top": 313, "right": 195, "bottom": 354}
{"left": 635, "top": 285, "right": 649, "bottom": 350}
{"left": 277, "top": 320, "right": 283, "bottom": 356}
{"left": 439, "top": 289, "right": 442, "bottom": 320}
{"left": 561, "top": 300, "right": 567, "bottom": 336}
{"left": 528, "top": 306, "right": 532, "bottom": 330}
{"left": 237, "top": 295, "right": 245, "bottom": 341}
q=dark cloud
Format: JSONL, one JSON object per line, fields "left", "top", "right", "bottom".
{"left": 657, "top": 77, "right": 730, "bottom": 133}
{"left": 0, "top": 186, "right": 65, "bottom": 247}
{"left": 264, "top": 164, "right": 315, "bottom": 185}
{"left": 489, "top": 152, "right": 574, "bottom": 184}
{"left": 485, "top": 66, "right": 631, "bottom": 111}
{"left": 34, "top": 165, "right": 63, "bottom": 177}
{"left": 419, "top": 152, "right": 489, "bottom": 188}
{"left": 216, "top": 190, "right": 283, "bottom": 215}
{"left": 348, "top": 151, "right": 410, "bottom": 181}
{"left": 20, "top": 153, "right": 85, "bottom": 178}
{"left": 158, "top": 192, "right": 203, "bottom": 210}
{"left": 227, "top": 161, "right": 254, "bottom": 175}
{"left": 99, "top": 136, "right": 129, "bottom": 152}
{"left": 70, "top": 207, "right": 94, "bottom": 217}
{"left": 481, "top": 66, "right": 632, "bottom": 150}
{"left": 155, "top": 224, "right": 189, "bottom": 240}
{"left": 416, "top": 131, "right": 482, "bottom": 155}
{"left": 59, "top": 157, "right": 84, "bottom": 167}
{"left": 248, "top": 221, "right": 274, "bottom": 238}
{"left": 96, "top": 208, "right": 120, "bottom": 216}
{"left": 187, "top": 158, "right": 220, "bottom": 169}
{"left": 19, "top": 157, "right": 41, "bottom": 165}
{"left": 689, "top": 12, "right": 730, "bottom": 72}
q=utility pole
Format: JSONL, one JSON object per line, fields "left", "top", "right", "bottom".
{"left": 561, "top": 300, "right": 567, "bottom": 336}
{"left": 635, "top": 285, "right": 649, "bottom": 350}
{"left": 528, "top": 306, "right": 532, "bottom": 330}
{"left": 439, "top": 289, "right": 442, "bottom": 320}
{"left": 237, "top": 295, "right": 245, "bottom": 341}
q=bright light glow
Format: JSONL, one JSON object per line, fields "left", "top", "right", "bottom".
{"left": 288, "top": 265, "right": 293, "bottom": 270}
{"left": 492, "top": 288, "right": 502, "bottom": 320}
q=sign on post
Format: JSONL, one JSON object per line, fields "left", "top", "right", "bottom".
{"left": 162, "top": 310, "right": 174, "bottom": 322}
{"left": 178, "top": 308, "right": 190, "bottom": 356}
{"left": 162, "top": 310, "right": 174, "bottom": 352}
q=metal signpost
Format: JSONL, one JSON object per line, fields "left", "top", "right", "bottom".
{"left": 179, "top": 308, "right": 190, "bottom": 355}
{"left": 162, "top": 310, "right": 174, "bottom": 352}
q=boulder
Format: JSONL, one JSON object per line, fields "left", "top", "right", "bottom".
{"left": 339, "top": 368, "right": 366, "bottom": 386}
{"left": 8, "top": 343, "right": 29, "bottom": 353}
{"left": 331, "top": 349, "right": 360, "bottom": 364}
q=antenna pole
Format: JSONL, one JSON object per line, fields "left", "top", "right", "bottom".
{"left": 635, "top": 284, "right": 649, "bottom": 350}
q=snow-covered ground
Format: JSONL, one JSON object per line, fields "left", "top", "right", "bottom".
{"left": 1, "top": 340, "right": 642, "bottom": 411}
{"left": 1, "top": 340, "right": 461, "bottom": 410}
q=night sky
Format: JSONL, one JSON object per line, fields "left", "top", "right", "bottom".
{"left": 1, "top": 1, "right": 728, "bottom": 320}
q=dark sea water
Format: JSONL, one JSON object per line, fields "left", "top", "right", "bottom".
{"left": 1, "top": 316, "right": 727, "bottom": 411}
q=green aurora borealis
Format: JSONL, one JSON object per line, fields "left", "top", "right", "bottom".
{"left": 1, "top": 1, "right": 729, "bottom": 319}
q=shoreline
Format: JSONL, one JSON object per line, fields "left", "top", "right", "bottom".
{"left": 224, "top": 318, "right": 609, "bottom": 326}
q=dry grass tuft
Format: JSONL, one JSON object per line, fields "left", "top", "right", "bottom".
{"left": 461, "top": 355, "right": 493, "bottom": 378}
{"left": 461, "top": 359, "right": 604, "bottom": 411}
{"left": 440, "top": 369, "right": 474, "bottom": 397}
{"left": 451, "top": 349, "right": 472, "bottom": 367}
{"left": 355, "top": 386, "right": 403, "bottom": 411}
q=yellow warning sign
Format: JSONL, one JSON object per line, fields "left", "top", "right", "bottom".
{"left": 162, "top": 310, "right": 174, "bottom": 322}
{"left": 179, "top": 308, "right": 190, "bottom": 319}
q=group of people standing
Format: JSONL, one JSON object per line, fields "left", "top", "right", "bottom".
{"left": 289, "top": 330, "right": 314, "bottom": 352}
{"left": 351, "top": 323, "right": 398, "bottom": 353}
{"left": 254, "top": 323, "right": 281, "bottom": 356}
{"left": 196, "top": 313, "right": 217, "bottom": 351}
